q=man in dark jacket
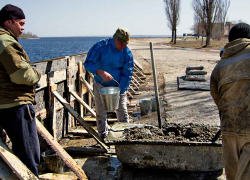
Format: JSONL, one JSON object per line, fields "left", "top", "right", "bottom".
{"left": 0, "top": 4, "right": 41, "bottom": 177}
{"left": 210, "top": 23, "right": 250, "bottom": 180}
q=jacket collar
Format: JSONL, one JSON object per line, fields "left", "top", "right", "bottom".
{"left": 222, "top": 38, "right": 250, "bottom": 58}
{"left": 0, "top": 25, "right": 18, "bottom": 42}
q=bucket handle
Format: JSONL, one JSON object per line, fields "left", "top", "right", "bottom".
{"left": 99, "top": 79, "right": 121, "bottom": 90}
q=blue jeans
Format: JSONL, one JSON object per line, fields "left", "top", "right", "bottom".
{"left": 0, "top": 104, "right": 40, "bottom": 177}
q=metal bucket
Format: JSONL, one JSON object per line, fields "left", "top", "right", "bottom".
{"left": 139, "top": 99, "right": 152, "bottom": 115}
{"left": 41, "top": 149, "right": 65, "bottom": 173}
{"left": 99, "top": 80, "right": 120, "bottom": 112}
{"left": 151, "top": 97, "right": 163, "bottom": 112}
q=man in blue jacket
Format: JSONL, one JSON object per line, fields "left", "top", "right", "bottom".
{"left": 84, "top": 27, "right": 134, "bottom": 139}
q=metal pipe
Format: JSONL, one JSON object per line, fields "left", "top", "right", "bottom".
{"left": 149, "top": 42, "right": 162, "bottom": 129}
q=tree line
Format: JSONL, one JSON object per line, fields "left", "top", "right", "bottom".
{"left": 19, "top": 31, "right": 38, "bottom": 39}
{"left": 164, "top": 0, "right": 231, "bottom": 47}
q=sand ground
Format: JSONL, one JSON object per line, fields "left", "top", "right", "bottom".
{"left": 129, "top": 39, "right": 220, "bottom": 126}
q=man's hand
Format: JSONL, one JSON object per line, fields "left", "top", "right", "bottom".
{"left": 97, "top": 70, "right": 113, "bottom": 82}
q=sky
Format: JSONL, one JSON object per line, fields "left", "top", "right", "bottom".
{"left": 0, "top": 0, "right": 249, "bottom": 37}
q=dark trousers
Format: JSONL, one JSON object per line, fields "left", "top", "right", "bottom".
{"left": 0, "top": 104, "right": 40, "bottom": 177}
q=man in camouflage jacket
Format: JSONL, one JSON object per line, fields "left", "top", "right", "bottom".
{"left": 210, "top": 23, "right": 250, "bottom": 180}
{"left": 0, "top": 4, "right": 41, "bottom": 177}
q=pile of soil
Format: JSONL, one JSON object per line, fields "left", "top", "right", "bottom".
{"left": 123, "top": 123, "right": 221, "bottom": 143}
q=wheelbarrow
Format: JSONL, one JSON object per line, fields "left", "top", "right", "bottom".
{"left": 105, "top": 123, "right": 223, "bottom": 171}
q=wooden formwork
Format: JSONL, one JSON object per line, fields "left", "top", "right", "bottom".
{"left": 0, "top": 52, "right": 147, "bottom": 179}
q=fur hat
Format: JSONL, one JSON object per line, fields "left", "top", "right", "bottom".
{"left": 229, "top": 23, "right": 250, "bottom": 42}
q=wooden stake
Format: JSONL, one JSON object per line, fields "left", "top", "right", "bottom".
{"left": 48, "top": 72, "right": 57, "bottom": 140}
{"left": 70, "top": 91, "right": 96, "bottom": 118}
{"left": 150, "top": 42, "right": 161, "bottom": 129}
{"left": 80, "top": 75, "right": 94, "bottom": 98}
{"left": 78, "top": 61, "right": 84, "bottom": 118}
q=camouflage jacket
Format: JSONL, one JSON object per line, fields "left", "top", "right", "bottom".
{"left": 210, "top": 38, "right": 250, "bottom": 135}
{"left": 0, "top": 26, "right": 40, "bottom": 109}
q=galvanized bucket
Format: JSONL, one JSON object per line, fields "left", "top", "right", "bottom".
{"left": 99, "top": 79, "right": 120, "bottom": 112}
{"left": 139, "top": 99, "right": 152, "bottom": 115}
{"left": 151, "top": 97, "right": 163, "bottom": 112}
{"left": 41, "top": 149, "right": 65, "bottom": 173}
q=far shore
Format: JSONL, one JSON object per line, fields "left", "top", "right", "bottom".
{"left": 130, "top": 37, "right": 227, "bottom": 50}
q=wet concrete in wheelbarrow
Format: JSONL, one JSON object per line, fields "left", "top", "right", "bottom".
{"left": 123, "top": 123, "right": 222, "bottom": 143}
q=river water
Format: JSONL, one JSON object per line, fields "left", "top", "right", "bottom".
{"left": 19, "top": 35, "right": 169, "bottom": 63}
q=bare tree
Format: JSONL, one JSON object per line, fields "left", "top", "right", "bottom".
{"left": 164, "top": 0, "right": 181, "bottom": 44}
{"left": 218, "top": 0, "right": 230, "bottom": 39}
{"left": 192, "top": 0, "right": 221, "bottom": 46}
{"left": 192, "top": 1, "right": 205, "bottom": 45}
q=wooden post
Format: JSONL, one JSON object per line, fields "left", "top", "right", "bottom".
{"left": 48, "top": 72, "right": 57, "bottom": 140}
{"left": 66, "top": 57, "right": 74, "bottom": 131}
{"left": 78, "top": 61, "right": 84, "bottom": 118}
{"left": 150, "top": 42, "right": 162, "bottom": 129}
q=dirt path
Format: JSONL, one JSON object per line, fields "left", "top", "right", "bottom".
{"left": 129, "top": 40, "right": 220, "bottom": 126}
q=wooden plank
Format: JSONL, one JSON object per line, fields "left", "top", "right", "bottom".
{"left": 87, "top": 73, "right": 93, "bottom": 112}
{"left": 64, "top": 146, "right": 106, "bottom": 154}
{"left": 133, "top": 72, "right": 143, "bottom": 83}
{"left": 134, "top": 66, "right": 146, "bottom": 78}
{"left": 78, "top": 62, "right": 84, "bottom": 118}
{"left": 0, "top": 139, "right": 39, "bottom": 180}
{"left": 127, "top": 91, "right": 134, "bottom": 99}
{"left": 0, "top": 156, "right": 19, "bottom": 180}
{"left": 52, "top": 91, "right": 109, "bottom": 151}
{"left": 87, "top": 71, "right": 94, "bottom": 79}
{"left": 36, "top": 70, "right": 67, "bottom": 91}
{"left": 132, "top": 76, "right": 140, "bottom": 86}
{"left": 134, "top": 59, "right": 144, "bottom": 71}
{"left": 128, "top": 85, "right": 136, "bottom": 94}
{"left": 144, "top": 72, "right": 152, "bottom": 75}
{"left": 70, "top": 91, "right": 96, "bottom": 118}
{"left": 131, "top": 80, "right": 139, "bottom": 90}
{"left": 36, "top": 119, "right": 88, "bottom": 180}
{"left": 80, "top": 75, "right": 94, "bottom": 98}
{"left": 39, "top": 173, "right": 78, "bottom": 180}
{"left": 82, "top": 116, "right": 117, "bottom": 122}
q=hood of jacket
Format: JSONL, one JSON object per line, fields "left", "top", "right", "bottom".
{"left": 0, "top": 26, "right": 18, "bottom": 41}
{"left": 222, "top": 38, "right": 250, "bottom": 59}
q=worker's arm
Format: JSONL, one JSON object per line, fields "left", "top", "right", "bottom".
{"left": 84, "top": 41, "right": 113, "bottom": 81}
{"left": 119, "top": 50, "right": 134, "bottom": 94}
{"left": 1, "top": 42, "right": 40, "bottom": 85}
{"left": 210, "top": 68, "right": 219, "bottom": 106}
